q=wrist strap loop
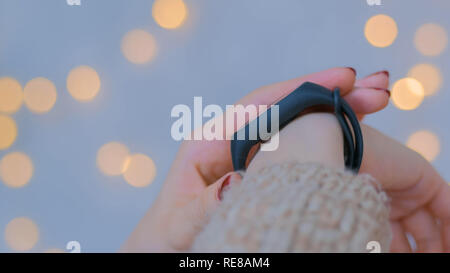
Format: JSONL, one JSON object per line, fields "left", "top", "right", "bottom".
{"left": 231, "top": 82, "right": 364, "bottom": 173}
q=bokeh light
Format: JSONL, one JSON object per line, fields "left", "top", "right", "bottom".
{"left": 4, "top": 217, "right": 39, "bottom": 251}
{"left": 414, "top": 23, "right": 448, "bottom": 56}
{"left": 0, "top": 77, "right": 23, "bottom": 114}
{"left": 391, "top": 77, "right": 425, "bottom": 110}
{"left": 364, "top": 14, "right": 398, "bottom": 48}
{"left": 0, "top": 115, "right": 17, "bottom": 150}
{"left": 67, "top": 65, "right": 101, "bottom": 102}
{"left": 123, "top": 154, "right": 156, "bottom": 187}
{"left": 121, "top": 29, "right": 157, "bottom": 64}
{"left": 152, "top": 0, "right": 187, "bottom": 29}
{"left": 408, "top": 63, "right": 442, "bottom": 96}
{"left": 407, "top": 130, "right": 441, "bottom": 162}
{"left": 0, "top": 152, "right": 33, "bottom": 188}
{"left": 97, "top": 142, "right": 130, "bottom": 176}
{"left": 23, "top": 77, "right": 57, "bottom": 114}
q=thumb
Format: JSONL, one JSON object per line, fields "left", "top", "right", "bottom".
{"left": 168, "top": 172, "right": 242, "bottom": 250}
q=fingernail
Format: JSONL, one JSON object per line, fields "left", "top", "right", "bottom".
{"left": 218, "top": 175, "right": 232, "bottom": 201}
{"left": 373, "top": 87, "right": 391, "bottom": 97}
{"left": 218, "top": 173, "right": 241, "bottom": 201}
{"left": 346, "top": 67, "right": 357, "bottom": 76}
{"left": 370, "top": 70, "right": 389, "bottom": 77}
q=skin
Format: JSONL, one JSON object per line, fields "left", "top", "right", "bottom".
{"left": 246, "top": 112, "right": 346, "bottom": 174}
{"left": 121, "top": 67, "right": 450, "bottom": 253}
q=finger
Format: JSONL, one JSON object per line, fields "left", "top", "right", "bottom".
{"left": 355, "top": 70, "right": 389, "bottom": 89}
{"left": 402, "top": 209, "right": 443, "bottom": 252}
{"left": 187, "top": 67, "right": 357, "bottom": 184}
{"left": 168, "top": 172, "right": 242, "bottom": 250}
{"left": 427, "top": 182, "right": 450, "bottom": 252}
{"left": 343, "top": 87, "right": 389, "bottom": 114}
{"left": 237, "top": 67, "right": 356, "bottom": 107}
{"left": 360, "top": 125, "right": 446, "bottom": 219}
{"left": 352, "top": 70, "right": 390, "bottom": 120}
{"left": 390, "top": 221, "right": 412, "bottom": 253}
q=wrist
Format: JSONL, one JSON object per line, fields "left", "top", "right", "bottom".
{"left": 246, "top": 112, "right": 345, "bottom": 174}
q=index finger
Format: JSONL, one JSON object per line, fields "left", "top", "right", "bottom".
{"left": 237, "top": 67, "right": 356, "bottom": 106}
{"left": 189, "top": 67, "right": 357, "bottom": 184}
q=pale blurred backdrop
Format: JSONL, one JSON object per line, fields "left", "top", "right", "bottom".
{"left": 0, "top": 0, "right": 449, "bottom": 252}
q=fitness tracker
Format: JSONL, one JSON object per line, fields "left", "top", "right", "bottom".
{"left": 230, "top": 82, "right": 363, "bottom": 173}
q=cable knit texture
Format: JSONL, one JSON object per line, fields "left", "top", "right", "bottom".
{"left": 192, "top": 162, "right": 392, "bottom": 252}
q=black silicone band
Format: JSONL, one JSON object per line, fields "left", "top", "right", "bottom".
{"left": 230, "top": 81, "right": 363, "bottom": 173}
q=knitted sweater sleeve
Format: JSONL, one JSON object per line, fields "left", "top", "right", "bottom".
{"left": 191, "top": 162, "right": 392, "bottom": 253}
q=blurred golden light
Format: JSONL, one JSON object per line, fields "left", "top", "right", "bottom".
{"left": 123, "top": 154, "right": 156, "bottom": 187}
{"left": 0, "top": 115, "right": 17, "bottom": 150}
{"left": 152, "top": 0, "right": 187, "bottom": 29}
{"left": 407, "top": 130, "right": 440, "bottom": 162}
{"left": 364, "top": 14, "right": 398, "bottom": 48}
{"left": 97, "top": 142, "right": 130, "bottom": 176}
{"left": 23, "top": 77, "right": 57, "bottom": 113}
{"left": 121, "top": 29, "right": 157, "bottom": 64}
{"left": 408, "top": 63, "right": 442, "bottom": 96}
{"left": 4, "top": 217, "right": 39, "bottom": 251}
{"left": 391, "top": 78, "right": 425, "bottom": 110}
{"left": 414, "top": 23, "right": 448, "bottom": 56}
{"left": 0, "top": 77, "right": 23, "bottom": 114}
{"left": 67, "top": 65, "right": 101, "bottom": 102}
{"left": 0, "top": 152, "right": 33, "bottom": 188}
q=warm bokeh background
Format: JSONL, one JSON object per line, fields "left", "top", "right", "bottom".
{"left": 0, "top": 0, "right": 449, "bottom": 252}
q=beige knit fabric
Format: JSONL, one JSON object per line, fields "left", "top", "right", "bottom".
{"left": 192, "top": 162, "right": 392, "bottom": 252}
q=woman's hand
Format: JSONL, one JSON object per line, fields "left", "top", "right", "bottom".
{"left": 247, "top": 116, "right": 450, "bottom": 252}
{"left": 121, "top": 67, "right": 390, "bottom": 252}
{"left": 361, "top": 125, "right": 450, "bottom": 252}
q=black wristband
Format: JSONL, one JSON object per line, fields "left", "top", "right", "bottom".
{"left": 230, "top": 82, "right": 363, "bottom": 173}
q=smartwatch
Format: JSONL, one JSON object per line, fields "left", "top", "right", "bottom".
{"left": 230, "top": 82, "right": 363, "bottom": 173}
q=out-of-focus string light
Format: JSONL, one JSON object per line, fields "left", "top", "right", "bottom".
{"left": 0, "top": 115, "right": 17, "bottom": 150}
{"left": 407, "top": 130, "right": 441, "bottom": 162}
{"left": 67, "top": 66, "right": 101, "bottom": 102}
{"left": 121, "top": 29, "right": 157, "bottom": 64}
{"left": 4, "top": 217, "right": 39, "bottom": 251}
{"left": 97, "top": 142, "right": 130, "bottom": 176}
{"left": 123, "top": 153, "right": 156, "bottom": 187}
{"left": 391, "top": 77, "right": 425, "bottom": 110}
{"left": 0, "top": 77, "right": 23, "bottom": 114}
{"left": 23, "top": 77, "right": 57, "bottom": 114}
{"left": 152, "top": 0, "right": 187, "bottom": 29}
{"left": 0, "top": 152, "right": 33, "bottom": 188}
{"left": 414, "top": 23, "right": 448, "bottom": 56}
{"left": 408, "top": 63, "right": 442, "bottom": 96}
{"left": 364, "top": 14, "right": 398, "bottom": 48}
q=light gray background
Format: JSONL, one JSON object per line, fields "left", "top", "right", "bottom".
{"left": 0, "top": 0, "right": 448, "bottom": 252}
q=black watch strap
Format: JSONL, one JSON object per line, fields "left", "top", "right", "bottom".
{"left": 230, "top": 81, "right": 363, "bottom": 173}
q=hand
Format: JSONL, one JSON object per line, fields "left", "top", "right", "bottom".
{"left": 246, "top": 113, "right": 450, "bottom": 252}
{"left": 121, "top": 67, "right": 390, "bottom": 252}
{"left": 361, "top": 125, "right": 450, "bottom": 252}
